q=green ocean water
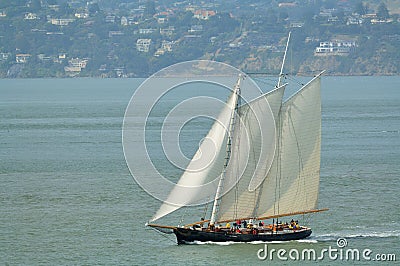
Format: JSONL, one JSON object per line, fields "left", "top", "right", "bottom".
{"left": 0, "top": 77, "right": 399, "bottom": 265}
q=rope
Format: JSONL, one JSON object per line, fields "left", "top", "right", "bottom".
{"left": 252, "top": 76, "right": 277, "bottom": 89}
{"left": 178, "top": 208, "right": 187, "bottom": 227}
{"left": 285, "top": 74, "right": 305, "bottom": 86}
{"left": 147, "top": 227, "right": 177, "bottom": 245}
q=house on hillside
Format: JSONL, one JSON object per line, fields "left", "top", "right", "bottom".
{"left": 0, "top": 52, "right": 10, "bottom": 61}
{"left": 315, "top": 41, "right": 357, "bottom": 56}
{"left": 75, "top": 12, "right": 89, "bottom": 19}
{"left": 16, "top": 54, "right": 32, "bottom": 63}
{"left": 64, "top": 58, "right": 88, "bottom": 75}
{"left": 137, "top": 39, "right": 152, "bottom": 52}
{"left": 160, "top": 26, "right": 175, "bottom": 36}
{"left": 24, "top": 13, "right": 38, "bottom": 20}
{"left": 193, "top": 10, "right": 216, "bottom": 20}
{"left": 50, "top": 18, "right": 75, "bottom": 25}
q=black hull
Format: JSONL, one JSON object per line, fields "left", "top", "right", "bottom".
{"left": 173, "top": 227, "right": 312, "bottom": 244}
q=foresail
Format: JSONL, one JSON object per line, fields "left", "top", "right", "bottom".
{"left": 150, "top": 85, "right": 239, "bottom": 222}
{"left": 216, "top": 85, "right": 285, "bottom": 222}
{"left": 256, "top": 74, "right": 322, "bottom": 218}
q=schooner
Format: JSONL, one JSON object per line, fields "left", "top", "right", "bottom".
{"left": 147, "top": 34, "right": 327, "bottom": 244}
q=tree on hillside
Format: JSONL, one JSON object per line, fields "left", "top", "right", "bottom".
{"left": 59, "top": 3, "right": 73, "bottom": 16}
{"left": 377, "top": 2, "right": 390, "bottom": 19}
{"left": 144, "top": 1, "right": 156, "bottom": 18}
{"left": 88, "top": 3, "right": 100, "bottom": 15}
{"left": 0, "top": 0, "right": 25, "bottom": 9}
{"left": 354, "top": 1, "right": 368, "bottom": 15}
{"left": 28, "top": 0, "right": 42, "bottom": 11}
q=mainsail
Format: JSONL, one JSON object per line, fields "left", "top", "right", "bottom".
{"left": 258, "top": 74, "right": 321, "bottom": 218}
{"left": 217, "top": 74, "right": 322, "bottom": 222}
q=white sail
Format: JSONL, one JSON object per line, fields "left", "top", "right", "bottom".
{"left": 216, "top": 85, "right": 285, "bottom": 221}
{"left": 217, "top": 75, "right": 321, "bottom": 222}
{"left": 150, "top": 73, "right": 322, "bottom": 223}
{"left": 150, "top": 81, "right": 240, "bottom": 222}
{"left": 257, "top": 74, "right": 321, "bottom": 217}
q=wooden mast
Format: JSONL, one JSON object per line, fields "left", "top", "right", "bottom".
{"left": 208, "top": 75, "right": 242, "bottom": 226}
{"left": 277, "top": 31, "right": 291, "bottom": 88}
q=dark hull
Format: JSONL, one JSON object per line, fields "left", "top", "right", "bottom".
{"left": 173, "top": 227, "right": 312, "bottom": 244}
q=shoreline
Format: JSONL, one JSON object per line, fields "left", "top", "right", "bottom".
{"left": 1, "top": 73, "right": 400, "bottom": 79}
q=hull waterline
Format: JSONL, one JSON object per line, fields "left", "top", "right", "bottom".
{"left": 173, "top": 227, "right": 312, "bottom": 244}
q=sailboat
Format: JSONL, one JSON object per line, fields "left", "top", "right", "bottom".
{"left": 147, "top": 33, "right": 328, "bottom": 244}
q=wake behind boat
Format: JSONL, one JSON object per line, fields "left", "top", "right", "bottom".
{"left": 146, "top": 33, "right": 328, "bottom": 244}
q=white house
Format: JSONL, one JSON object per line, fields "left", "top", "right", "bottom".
{"left": 16, "top": 54, "right": 31, "bottom": 63}
{"left": 315, "top": 41, "right": 357, "bottom": 56}
{"left": 137, "top": 39, "right": 152, "bottom": 52}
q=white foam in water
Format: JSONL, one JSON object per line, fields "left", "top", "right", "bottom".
{"left": 189, "top": 241, "right": 237, "bottom": 246}
{"left": 249, "top": 240, "right": 285, "bottom": 245}
{"left": 347, "top": 230, "right": 400, "bottom": 238}
{"left": 296, "top": 239, "right": 318, "bottom": 243}
{"left": 189, "top": 240, "right": 287, "bottom": 245}
{"left": 313, "top": 233, "right": 340, "bottom": 242}
{"left": 314, "top": 230, "right": 400, "bottom": 241}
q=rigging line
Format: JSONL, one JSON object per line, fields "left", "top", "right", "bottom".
{"left": 252, "top": 75, "right": 277, "bottom": 81}
{"left": 252, "top": 77, "right": 277, "bottom": 89}
{"left": 247, "top": 107, "right": 259, "bottom": 218}
{"left": 301, "top": 213, "right": 312, "bottom": 227}
{"left": 251, "top": 102, "right": 266, "bottom": 217}
{"left": 274, "top": 98, "right": 284, "bottom": 217}
{"left": 303, "top": 213, "right": 311, "bottom": 226}
{"left": 285, "top": 75, "right": 305, "bottom": 87}
{"left": 287, "top": 110, "right": 306, "bottom": 205}
{"left": 232, "top": 137, "right": 239, "bottom": 219}
{"left": 276, "top": 107, "right": 283, "bottom": 217}
{"left": 202, "top": 196, "right": 210, "bottom": 220}
{"left": 252, "top": 194, "right": 257, "bottom": 220}
{"left": 253, "top": 180, "right": 264, "bottom": 218}
{"left": 147, "top": 227, "right": 177, "bottom": 244}
{"left": 232, "top": 95, "right": 243, "bottom": 221}
{"left": 178, "top": 208, "right": 188, "bottom": 227}
{"left": 296, "top": 70, "right": 326, "bottom": 75}
{"left": 290, "top": 43, "right": 293, "bottom": 76}
{"left": 278, "top": 94, "right": 285, "bottom": 216}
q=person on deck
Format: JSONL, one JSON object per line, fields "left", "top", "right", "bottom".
{"left": 200, "top": 217, "right": 205, "bottom": 228}
{"left": 236, "top": 219, "right": 241, "bottom": 229}
{"left": 209, "top": 224, "right": 215, "bottom": 231}
{"left": 293, "top": 220, "right": 299, "bottom": 230}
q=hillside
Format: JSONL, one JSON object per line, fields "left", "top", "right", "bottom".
{"left": 0, "top": 0, "right": 399, "bottom": 77}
